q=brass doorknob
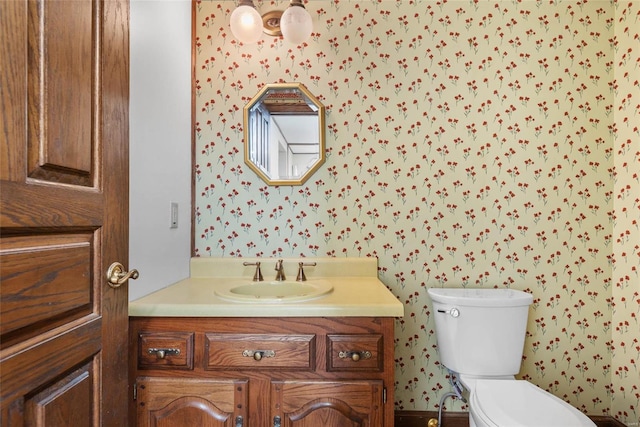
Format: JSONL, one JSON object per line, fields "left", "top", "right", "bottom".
{"left": 107, "top": 262, "right": 139, "bottom": 288}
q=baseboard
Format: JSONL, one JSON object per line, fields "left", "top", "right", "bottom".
{"left": 590, "top": 416, "right": 631, "bottom": 427}
{"left": 395, "top": 411, "right": 467, "bottom": 427}
{"left": 394, "top": 410, "right": 628, "bottom": 427}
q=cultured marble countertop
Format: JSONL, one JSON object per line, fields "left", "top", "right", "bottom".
{"left": 129, "top": 257, "right": 404, "bottom": 318}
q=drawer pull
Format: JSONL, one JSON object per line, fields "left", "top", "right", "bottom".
{"left": 338, "top": 350, "right": 372, "bottom": 362}
{"left": 273, "top": 416, "right": 281, "bottom": 427}
{"left": 148, "top": 348, "right": 181, "bottom": 359}
{"left": 242, "top": 350, "right": 275, "bottom": 361}
{"left": 235, "top": 416, "right": 243, "bottom": 427}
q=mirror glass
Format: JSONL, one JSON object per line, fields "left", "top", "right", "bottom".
{"left": 244, "top": 83, "right": 325, "bottom": 185}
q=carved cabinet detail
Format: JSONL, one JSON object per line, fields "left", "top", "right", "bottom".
{"left": 135, "top": 377, "right": 247, "bottom": 427}
{"left": 129, "top": 316, "right": 395, "bottom": 427}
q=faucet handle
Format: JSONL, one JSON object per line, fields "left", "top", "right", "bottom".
{"left": 296, "top": 262, "right": 317, "bottom": 281}
{"left": 243, "top": 261, "right": 263, "bottom": 281}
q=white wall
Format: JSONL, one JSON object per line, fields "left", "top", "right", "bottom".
{"left": 129, "top": 0, "right": 192, "bottom": 301}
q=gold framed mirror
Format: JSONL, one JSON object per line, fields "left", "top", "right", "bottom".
{"left": 244, "top": 83, "right": 326, "bottom": 186}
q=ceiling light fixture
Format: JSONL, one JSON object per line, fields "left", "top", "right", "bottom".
{"left": 229, "top": 0, "right": 313, "bottom": 45}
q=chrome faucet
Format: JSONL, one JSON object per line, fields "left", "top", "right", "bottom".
{"left": 274, "top": 259, "right": 286, "bottom": 281}
{"left": 296, "top": 261, "right": 317, "bottom": 281}
{"left": 243, "top": 261, "right": 263, "bottom": 281}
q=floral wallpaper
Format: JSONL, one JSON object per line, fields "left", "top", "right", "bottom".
{"left": 193, "top": 1, "right": 639, "bottom": 425}
{"left": 612, "top": 1, "right": 640, "bottom": 424}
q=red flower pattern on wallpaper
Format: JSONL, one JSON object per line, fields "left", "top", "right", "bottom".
{"left": 194, "top": 1, "right": 639, "bottom": 424}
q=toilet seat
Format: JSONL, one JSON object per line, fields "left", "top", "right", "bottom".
{"left": 470, "top": 380, "right": 595, "bottom": 427}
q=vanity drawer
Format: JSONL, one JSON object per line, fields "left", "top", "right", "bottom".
{"left": 205, "top": 334, "right": 315, "bottom": 370}
{"left": 138, "top": 331, "right": 194, "bottom": 370}
{"left": 327, "top": 334, "right": 383, "bottom": 372}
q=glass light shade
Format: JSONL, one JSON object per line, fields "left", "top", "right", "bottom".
{"left": 280, "top": 5, "right": 312, "bottom": 44}
{"left": 230, "top": 4, "right": 263, "bottom": 44}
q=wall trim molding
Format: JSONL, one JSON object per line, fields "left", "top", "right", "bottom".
{"left": 394, "top": 410, "right": 629, "bottom": 427}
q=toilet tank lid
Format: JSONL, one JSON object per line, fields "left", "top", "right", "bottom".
{"left": 427, "top": 288, "right": 533, "bottom": 307}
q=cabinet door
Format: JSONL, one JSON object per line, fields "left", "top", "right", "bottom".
{"left": 136, "top": 377, "right": 248, "bottom": 427}
{"left": 271, "top": 380, "right": 383, "bottom": 427}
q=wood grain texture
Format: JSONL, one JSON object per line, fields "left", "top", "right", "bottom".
{"left": 129, "top": 316, "right": 396, "bottom": 427}
{"left": 327, "top": 334, "right": 384, "bottom": 372}
{"left": 136, "top": 377, "right": 248, "bottom": 427}
{"left": 0, "top": 316, "right": 101, "bottom": 405}
{"left": 1, "top": 0, "right": 130, "bottom": 425}
{"left": 205, "top": 333, "right": 315, "bottom": 370}
{"left": 138, "top": 331, "right": 195, "bottom": 370}
{"left": 0, "top": 0, "right": 26, "bottom": 182}
{"left": 1, "top": 234, "right": 92, "bottom": 339}
{"left": 95, "top": 0, "right": 131, "bottom": 423}
{"left": 27, "top": 0, "right": 93, "bottom": 185}
{"left": 272, "top": 380, "right": 383, "bottom": 427}
{"left": 25, "top": 363, "right": 94, "bottom": 427}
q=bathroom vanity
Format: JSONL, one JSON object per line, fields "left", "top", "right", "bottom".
{"left": 128, "top": 258, "right": 403, "bottom": 427}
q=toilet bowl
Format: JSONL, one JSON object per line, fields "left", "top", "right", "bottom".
{"left": 465, "top": 378, "right": 594, "bottom": 427}
{"left": 428, "top": 288, "right": 595, "bottom": 427}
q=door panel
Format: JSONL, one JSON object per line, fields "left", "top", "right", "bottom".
{"left": 0, "top": 0, "right": 26, "bottom": 181}
{"left": 271, "top": 380, "right": 383, "bottom": 427}
{"left": 136, "top": 377, "right": 249, "bottom": 427}
{"left": 1, "top": 316, "right": 101, "bottom": 408}
{"left": 0, "top": 0, "right": 130, "bottom": 425}
{"left": 25, "top": 363, "right": 95, "bottom": 427}
{"left": 27, "top": 0, "right": 94, "bottom": 183}
{"left": 0, "top": 233, "right": 93, "bottom": 342}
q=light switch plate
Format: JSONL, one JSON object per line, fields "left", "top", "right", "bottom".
{"left": 170, "top": 202, "right": 178, "bottom": 228}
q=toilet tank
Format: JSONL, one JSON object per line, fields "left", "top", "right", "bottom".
{"left": 428, "top": 288, "right": 534, "bottom": 376}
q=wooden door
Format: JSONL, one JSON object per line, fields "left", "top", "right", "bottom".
{"left": 271, "top": 380, "right": 384, "bottom": 427}
{"left": 135, "top": 377, "right": 249, "bottom": 427}
{"left": 0, "top": 0, "right": 130, "bottom": 425}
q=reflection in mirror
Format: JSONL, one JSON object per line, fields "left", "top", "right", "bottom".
{"left": 244, "top": 83, "right": 325, "bottom": 185}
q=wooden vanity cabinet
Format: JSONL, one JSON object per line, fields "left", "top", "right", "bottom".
{"left": 129, "top": 316, "right": 395, "bottom": 427}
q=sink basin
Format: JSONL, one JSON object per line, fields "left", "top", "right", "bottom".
{"left": 215, "top": 280, "right": 333, "bottom": 303}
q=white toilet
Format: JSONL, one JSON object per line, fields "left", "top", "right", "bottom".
{"left": 428, "top": 288, "right": 596, "bottom": 427}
